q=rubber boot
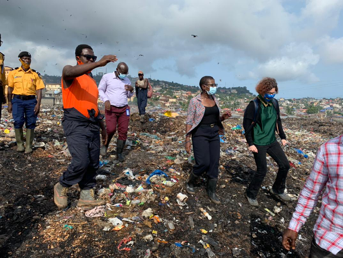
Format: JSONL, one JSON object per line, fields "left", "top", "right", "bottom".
{"left": 15, "top": 128, "right": 25, "bottom": 152}
{"left": 100, "top": 145, "right": 107, "bottom": 156}
{"left": 77, "top": 189, "right": 106, "bottom": 208}
{"left": 117, "top": 139, "right": 126, "bottom": 162}
{"left": 25, "top": 129, "right": 34, "bottom": 154}
{"left": 207, "top": 179, "right": 221, "bottom": 204}
{"left": 54, "top": 182, "right": 68, "bottom": 208}
{"left": 186, "top": 172, "right": 198, "bottom": 195}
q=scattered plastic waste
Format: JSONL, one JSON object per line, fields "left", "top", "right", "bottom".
{"left": 85, "top": 205, "right": 106, "bottom": 218}
{"left": 95, "top": 174, "right": 107, "bottom": 180}
{"left": 200, "top": 229, "right": 208, "bottom": 234}
{"left": 200, "top": 208, "right": 212, "bottom": 220}
{"left": 99, "top": 160, "right": 109, "bottom": 167}
{"left": 63, "top": 224, "right": 73, "bottom": 231}
{"left": 264, "top": 208, "right": 275, "bottom": 216}
{"left": 219, "top": 135, "right": 225, "bottom": 143}
{"left": 143, "top": 234, "right": 154, "bottom": 242}
{"left": 103, "top": 226, "right": 111, "bottom": 231}
{"left": 188, "top": 216, "right": 194, "bottom": 229}
{"left": 140, "top": 133, "right": 161, "bottom": 140}
{"left": 199, "top": 239, "right": 216, "bottom": 258}
{"left": 142, "top": 208, "right": 154, "bottom": 218}
{"left": 231, "top": 124, "right": 242, "bottom": 130}
{"left": 167, "top": 221, "right": 175, "bottom": 231}
{"left": 108, "top": 217, "right": 123, "bottom": 227}
{"left": 144, "top": 249, "right": 151, "bottom": 258}
{"left": 123, "top": 168, "right": 135, "bottom": 180}
{"left": 294, "top": 148, "right": 309, "bottom": 158}
{"left": 34, "top": 142, "right": 45, "bottom": 148}
{"left": 117, "top": 236, "right": 133, "bottom": 252}
{"left": 146, "top": 170, "right": 169, "bottom": 185}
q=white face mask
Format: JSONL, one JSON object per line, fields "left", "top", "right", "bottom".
{"left": 118, "top": 73, "right": 127, "bottom": 79}
{"left": 207, "top": 86, "right": 217, "bottom": 95}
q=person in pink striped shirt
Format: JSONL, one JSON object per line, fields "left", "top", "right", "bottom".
{"left": 185, "top": 76, "right": 231, "bottom": 204}
{"left": 283, "top": 135, "right": 343, "bottom": 257}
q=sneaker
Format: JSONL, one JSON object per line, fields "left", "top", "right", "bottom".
{"left": 54, "top": 182, "right": 68, "bottom": 208}
{"left": 245, "top": 193, "right": 259, "bottom": 206}
{"left": 270, "top": 188, "right": 294, "bottom": 201}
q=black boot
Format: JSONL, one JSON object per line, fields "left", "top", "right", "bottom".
{"left": 117, "top": 139, "right": 126, "bottom": 162}
{"left": 207, "top": 179, "right": 221, "bottom": 204}
{"left": 186, "top": 172, "right": 198, "bottom": 195}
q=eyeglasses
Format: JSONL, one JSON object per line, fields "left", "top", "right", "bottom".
{"left": 138, "top": 74, "right": 143, "bottom": 76}
{"left": 81, "top": 54, "right": 97, "bottom": 61}
{"left": 205, "top": 84, "right": 217, "bottom": 87}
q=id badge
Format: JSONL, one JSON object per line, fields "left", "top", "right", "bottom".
{"left": 126, "top": 108, "right": 130, "bottom": 116}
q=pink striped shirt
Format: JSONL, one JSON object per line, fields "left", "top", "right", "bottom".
{"left": 186, "top": 93, "right": 224, "bottom": 135}
{"left": 288, "top": 135, "right": 343, "bottom": 255}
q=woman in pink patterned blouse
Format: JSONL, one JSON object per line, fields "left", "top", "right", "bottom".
{"left": 185, "top": 76, "right": 231, "bottom": 204}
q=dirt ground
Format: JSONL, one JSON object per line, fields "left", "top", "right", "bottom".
{"left": 0, "top": 111, "right": 338, "bottom": 258}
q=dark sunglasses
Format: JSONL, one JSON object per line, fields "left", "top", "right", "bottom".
{"left": 138, "top": 73, "right": 143, "bottom": 76}
{"left": 81, "top": 54, "right": 97, "bottom": 61}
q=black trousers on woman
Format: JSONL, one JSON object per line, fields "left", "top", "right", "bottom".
{"left": 246, "top": 140, "right": 290, "bottom": 199}
{"left": 192, "top": 125, "right": 220, "bottom": 179}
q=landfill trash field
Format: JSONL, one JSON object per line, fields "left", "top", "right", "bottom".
{"left": 0, "top": 107, "right": 339, "bottom": 258}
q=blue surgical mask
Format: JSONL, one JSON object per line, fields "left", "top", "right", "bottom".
{"left": 207, "top": 87, "right": 217, "bottom": 95}
{"left": 118, "top": 73, "right": 127, "bottom": 79}
{"left": 264, "top": 93, "right": 276, "bottom": 102}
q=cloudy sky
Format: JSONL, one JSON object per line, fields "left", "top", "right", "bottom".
{"left": 1, "top": 0, "right": 343, "bottom": 98}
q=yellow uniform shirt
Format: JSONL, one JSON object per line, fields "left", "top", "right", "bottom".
{"left": 8, "top": 67, "right": 45, "bottom": 95}
{"left": 0, "top": 52, "right": 6, "bottom": 96}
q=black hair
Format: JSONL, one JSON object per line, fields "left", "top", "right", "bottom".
{"left": 199, "top": 76, "right": 214, "bottom": 90}
{"left": 75, "top": 44, "right": 93, "bottom": 57}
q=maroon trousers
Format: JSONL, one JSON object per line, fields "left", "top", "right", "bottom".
{"left": 105, "top": 105, "right": 130, "bottom": 145}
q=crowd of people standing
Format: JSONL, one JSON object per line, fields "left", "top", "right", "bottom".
{"left": 1, "top": 37, "right": 343, "bottom": 257}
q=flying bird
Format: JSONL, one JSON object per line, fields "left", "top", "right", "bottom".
{"left": 139, "top": 54, "right": 144, "bottom": 57}
{"left": 191, "top": 34, "right": 198, "bottom": 38}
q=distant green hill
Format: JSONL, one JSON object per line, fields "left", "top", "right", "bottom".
{"left": 42, "top": 74, "right": 252, "bottom": 95}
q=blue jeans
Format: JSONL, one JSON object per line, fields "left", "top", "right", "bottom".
{"left": 12, "top": 97, "right": 37, "bottom": 129}
{"left": 136, "top": 88, "right": 147, "bottom": 115}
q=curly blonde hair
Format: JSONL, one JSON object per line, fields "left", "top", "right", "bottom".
{"left": 255, "top": 77, "right": 278, "bottom": 96}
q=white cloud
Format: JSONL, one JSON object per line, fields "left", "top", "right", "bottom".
{"left": 0, "top": 0, "right": 342, "bottom": 86}
{"left": 249, "top": 43, "right": 319, "bottom": 83}
{"left": 298, "top": 0, "right": 343, "bottom": 39}
{"left": 318, "top": 36, "right": 343, "bottom": 64}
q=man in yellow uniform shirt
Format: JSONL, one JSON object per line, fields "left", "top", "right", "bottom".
{"left": 7, "top": 51, "right": 45, "bottom": 153}
{"left": 0, "top": 34, "right": 7, "bottom": 124}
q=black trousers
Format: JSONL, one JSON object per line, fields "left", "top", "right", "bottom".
{"left": 246, "top": 140, "right": 290, "bottom": 199}
{"left": 192, "top": 125, "right": 220, "bottom": 179}
{"left": 59, "top": 120, "right": 100, "bottom": 190}
{"left": 310, "top": 238, "right": 343, "bottom": 258}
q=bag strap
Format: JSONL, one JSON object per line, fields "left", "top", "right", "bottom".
{"left": 271, "top": 98, "right": 279, "bottom": 118}
{"left": 253, "top": 98, "right": 260, "bottom": 123}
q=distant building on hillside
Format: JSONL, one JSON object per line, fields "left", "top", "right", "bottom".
{"left": 46, "top": 84, "right": 61, "bottom": 91}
